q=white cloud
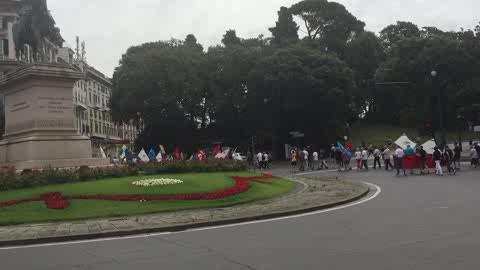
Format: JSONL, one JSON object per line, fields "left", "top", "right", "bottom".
{"left": 48, "top": 0, "right": 479, "bottom": 76}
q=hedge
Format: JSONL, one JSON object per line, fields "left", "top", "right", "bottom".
{"left": 0, "top": 160, "right": 248, "bottom": 191}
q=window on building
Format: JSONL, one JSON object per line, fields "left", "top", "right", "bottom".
{"left": 1, "top": 18, "right": 7, "bottom": 30}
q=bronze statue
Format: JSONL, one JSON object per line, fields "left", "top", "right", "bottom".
{"left": 12, "top": 0, "right": 63, "bottom": 62}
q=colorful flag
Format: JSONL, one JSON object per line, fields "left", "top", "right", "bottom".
{"left": 138, "top": 149, "right": 150, "bottom": 163}
{"left": 148, "top": 149, "right": 156, "bottom": 161}
{"left": 214, "top": 145, "right": 222, "bottom": 154}
{"left": 337, "top": 142, "right": 352, "bottom": 158}
{"left": 100, "top": 146, "right": 107, "bottom": 158}
{"left": 197, "top": 150, "right": 207, "bottom": 161}
{"left": 120, "top": 146, "right": 128, "bottom": 159}
{"left": 215, "top": 148, "right": 231, "bottom": 160}
{"left": 173, "top": 147, "right": 180, "bottom": 159}
{"left": 156, "top": 151, "right": 163, "bottom": 162}
{"left": 395, "top": 134, "right": 416, "bottom": 149}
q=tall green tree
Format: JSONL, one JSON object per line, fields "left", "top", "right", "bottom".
{"left": 269, "top": 6, "right": 299, "bottom": 46}
{"left": 249, "top": 45, "right": 353, "bottom": 150}
{"left": 344, "top": 31, "right": 384, "bottom": 118}
{"left": 290, "top": 0, "right": 365, "bottom": 55}
{"left": 222, "top": 30, "right": 241, "bottom": 47}
{"left": 379, "top": 21, "right": 420, "bottom": 50}
{"left": 375, "top": 35, "right": 477, "bottom": 129}
{"left": 111, "top": 36, "right": 206, "bottom": 150}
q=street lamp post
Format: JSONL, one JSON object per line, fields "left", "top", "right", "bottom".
{"left": 431, "top": 70, "right": 446, "bottom": 147}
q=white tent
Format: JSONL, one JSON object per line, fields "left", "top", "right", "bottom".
{"left": 138, "top": 149, "right": 150, "bottom": 163}
{"left": 395, "top": 135, "right": 416, "bottom": 149}
{"left": 421, "top": 139, "right": 437, "bottom": 154}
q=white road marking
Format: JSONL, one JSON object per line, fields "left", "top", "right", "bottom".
{"left": 0, "top": 182, "right": 381, "bottom": 251}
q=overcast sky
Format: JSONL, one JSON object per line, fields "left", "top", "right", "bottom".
{"left": 48, "top": 0, "right": 479, "bottom": 77}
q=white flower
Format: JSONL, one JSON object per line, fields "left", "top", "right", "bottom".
{"left": 132, "top": 178, "right": 184, "bottom": 187}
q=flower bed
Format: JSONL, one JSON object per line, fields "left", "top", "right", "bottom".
{"left": 0, "top": 174, "right": 277, "bottom": 210}
{"left": 0, "top": 160, "right": 248, "bottom": 191}
{"left": 132, "top": 178, "right": 184, "bottom": 187}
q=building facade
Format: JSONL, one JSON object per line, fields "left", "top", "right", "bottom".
{"left": 0, "top": 0, "right": 137, "bottom": 157}
{"left": 57, "top": 49, "right": 137, "bottom": 157}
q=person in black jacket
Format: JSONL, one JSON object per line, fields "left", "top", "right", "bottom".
{"left": 453, "top": 142, "right": 461, "bottom": 170}
{"left": 418, "top": 146, "right": 427, "bottom": 175}
{"left": 433, "top": 147, "right": 443, "bottom": 176}
{"left": 445, "top": 145, "right": 456, "bottom": 175}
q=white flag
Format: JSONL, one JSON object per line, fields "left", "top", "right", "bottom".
{"left": 215, "top": 148, "right": 231, "bottom": 159}
{"left": 422, "top": 139, "right": 437, "bottom": 155}
{"left": 138, "top": 149, "right": 150, "bottom": 163}
{"left": 100, "top": 146, "right": 107, "bottom": 158}
{"left": 156, "top": 151, "right": 163, "bottom": 162}
{"left": 395, "top": 134, "right": 416, "bottom": 149}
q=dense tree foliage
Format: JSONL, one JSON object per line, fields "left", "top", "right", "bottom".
{"left": 269, "top": 7, "right": 299, "bottom": 46}
{"left": 290, "top": 0, "right": 365, "bottom": 55}
{"left": 111, "top": 0, "right": 480, "bottom": 154}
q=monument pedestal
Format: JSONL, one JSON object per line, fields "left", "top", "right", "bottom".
{"left": 0, "top": 63, "right": 109, "bottom": 170}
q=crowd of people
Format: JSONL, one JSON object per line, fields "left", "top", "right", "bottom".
{"left": 286, "top": 141, "right": 480, "bottom": 177}
{"left": 255, "top": 152, "right": 272, "bottom": 169}
{"left": 290, "top": 148, "right": 330, "bottom": 172}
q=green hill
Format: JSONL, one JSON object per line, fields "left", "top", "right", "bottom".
{"left": 349, "top": 125, "right": 478, "bottom": 149}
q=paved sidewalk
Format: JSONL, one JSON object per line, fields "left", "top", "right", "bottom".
{"left": 0, "top": 176, "right": 369, "bottom": 247}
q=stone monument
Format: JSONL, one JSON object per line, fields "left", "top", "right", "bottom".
{"left": 0, "top": 63, "right": 110, "bottom": 170}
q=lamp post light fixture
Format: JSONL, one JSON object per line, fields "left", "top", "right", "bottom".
{"left": 431, "top": 70, "right": 446, "bottom": 147}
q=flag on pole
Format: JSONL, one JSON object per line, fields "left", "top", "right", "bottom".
{"left": 214, "top": 145, "right": 222, "bottom": 154}
{"left": 120, "top": 145, "right": 128, "bottom": 159}
{"left": 395, "top": 134, "right": 416, "bottom": 149}
{"left": 215, "top": 148, "right": 231, "bottom": 160}
{"left": 421, "top": 139, "right": 436, "bottom": 154}
{"left": 160, "top": 145, "right": 166, "bottom": 154}
{"left": 337, "top": 142, "right": 352, "bottom": 158}
{"left": 100, "top": 146, "right": 107, "bottom": 159}
{"left": 156, "top": 151, "right": 163, "bottom": 162}
{"left": 138, "top": 149, "right": 150, "bottom": 163}
{"left": 173, "top": 147, "right": 180, "bottom": 159}
{"left": 148, "top": 149, "right": 156, "bottom": 161}
{"left": 197, "top": 150, "right": 207, "bottom": 161}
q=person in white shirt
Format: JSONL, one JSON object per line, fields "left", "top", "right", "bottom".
{"left": 361, "top": 148, "right": 369, "bottom": 170}
{"left": 383, "top": 147, "right": 393, "bottom": 171}
{"left": 304, "top": 150, "right": 310, "bottom": 169}
{"left": 257, "top": 152, "right": 264, "bottom": 169}
{"left": 312, "top": 151, "right": 319, "bottom": 170}
{"left": 394, "top": 146, "right": 407, "bottom": 176}
{"left": 355, "top": 149, "right": 362, "bottom": 170}
{"left": 373, "top": 148, "right": 382, "bottom": 169}
{"left": 263, "top": 152, "right": 270, "bottom": 169}
{"left": 471, "top": 146, "right": 479, "bottom": 168}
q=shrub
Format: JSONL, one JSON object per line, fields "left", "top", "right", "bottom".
{"left": 0, "top": 160, "right": 247, "bottom": 191}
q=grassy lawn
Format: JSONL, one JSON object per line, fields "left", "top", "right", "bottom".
{"left": 0, "top": 172, "right": 295, "bottom": 226}
{"left": 350, "top": 125, "right": 479, "bottom": 148}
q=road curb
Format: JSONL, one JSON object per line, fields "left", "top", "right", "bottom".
{"left": 0, "top": 185, "right": 370, "bottom": 248}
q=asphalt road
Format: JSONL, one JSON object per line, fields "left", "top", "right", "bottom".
{"left": 2, "top": 168, "right": 480, "bottom": 270}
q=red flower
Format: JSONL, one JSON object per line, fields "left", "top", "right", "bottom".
{"left": 0, "top": 174, "right": 278, "bottom": 210}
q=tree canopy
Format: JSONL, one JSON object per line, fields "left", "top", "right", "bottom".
{"left": 269, "top": 7, "right": 299, "bottom": 46}
{"left": 110, "top": 0, "right": 480, "bottom": 154}
{"left": 290, "top": 0, "right": 365, "bottom": 55}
